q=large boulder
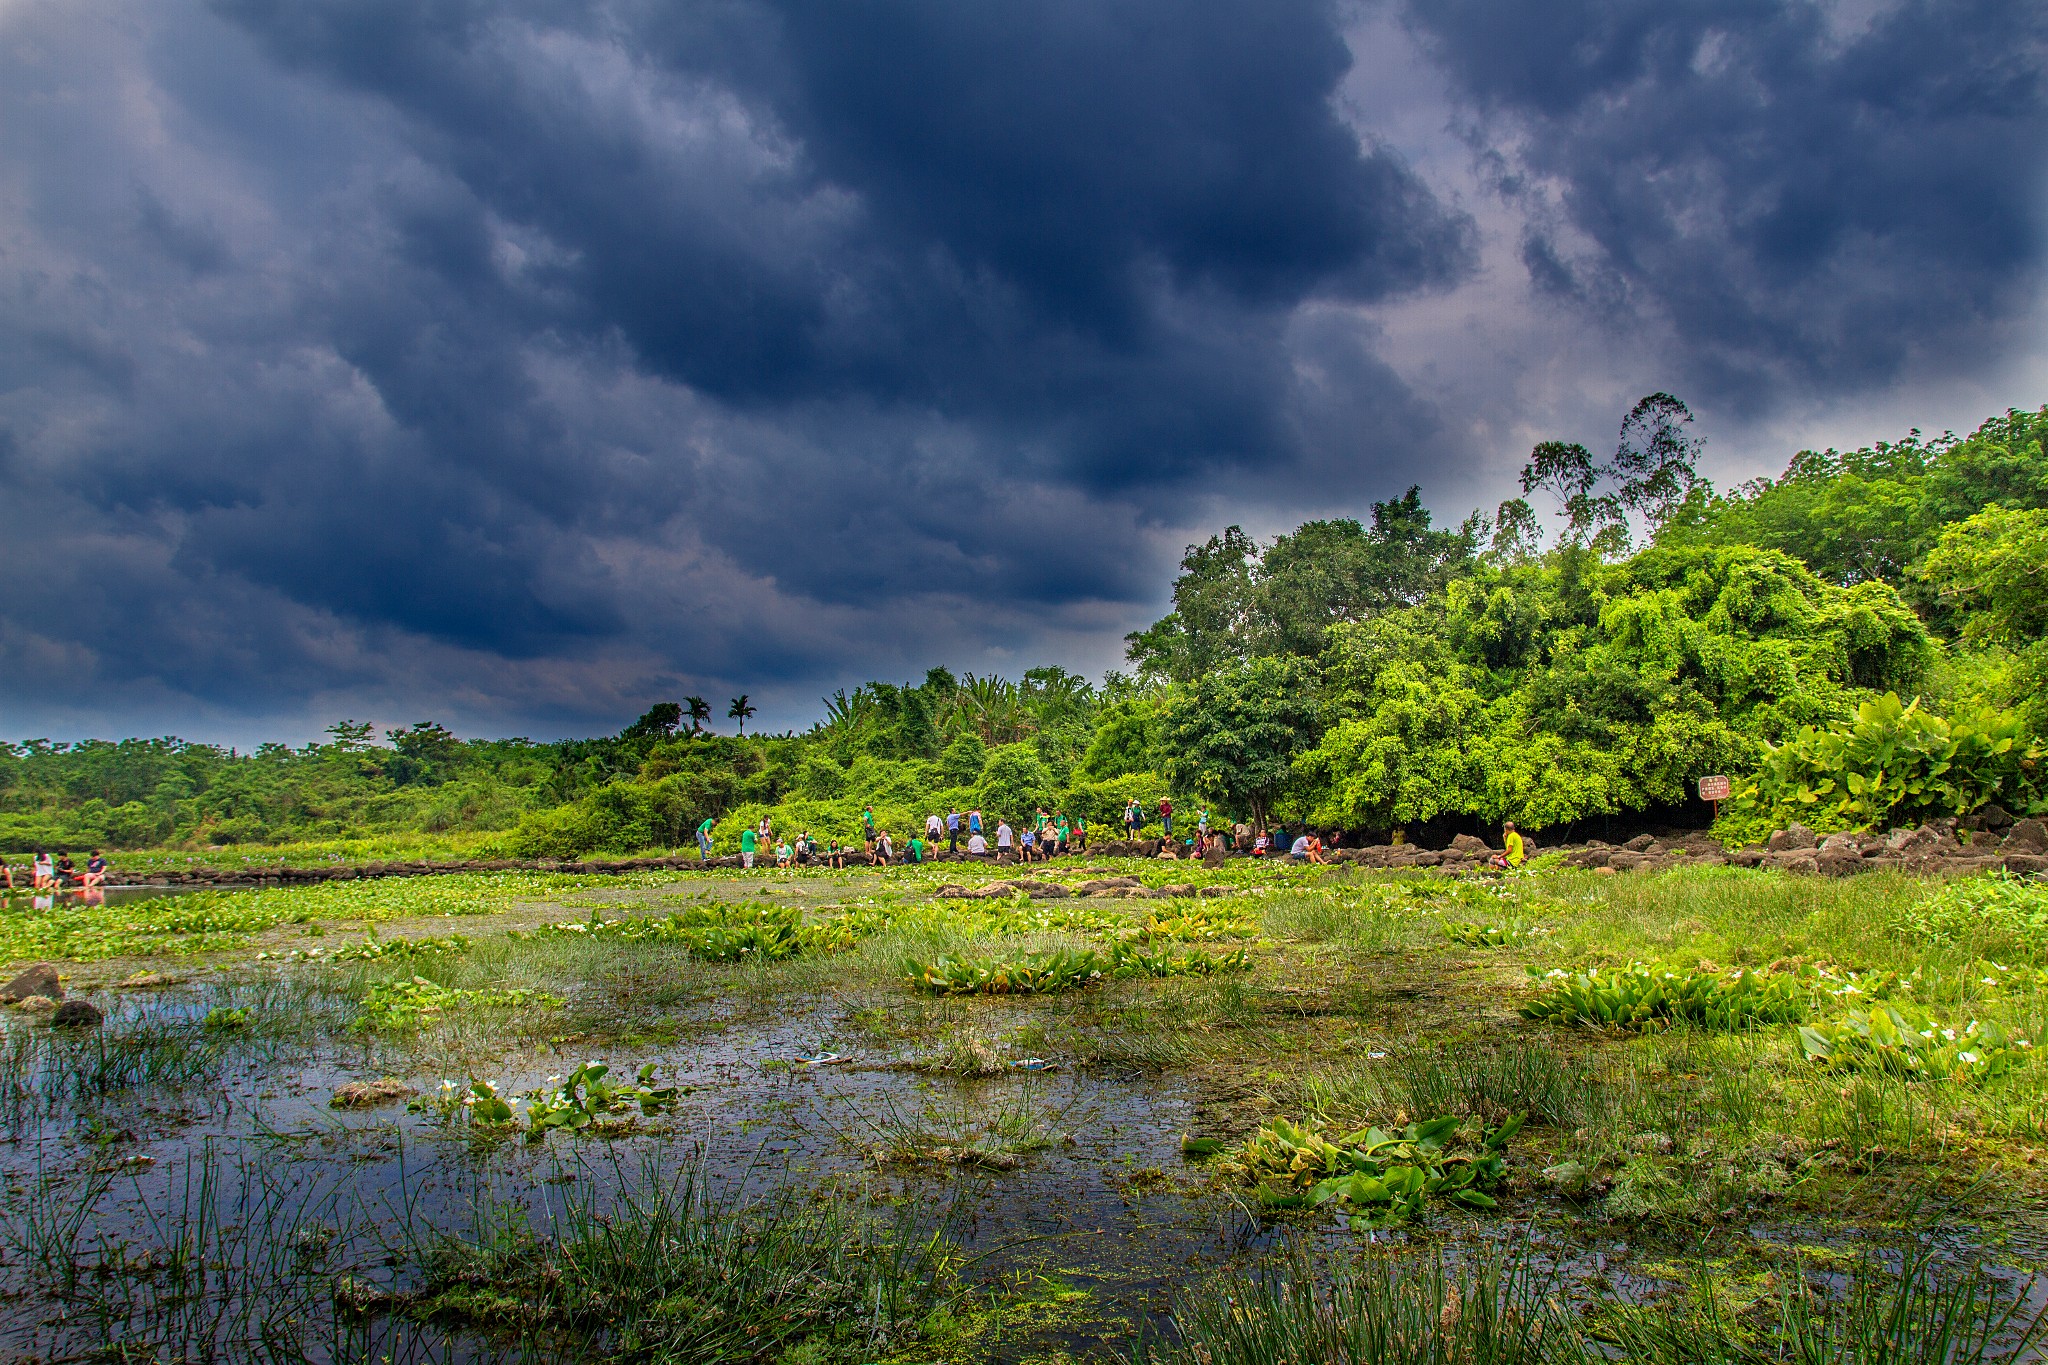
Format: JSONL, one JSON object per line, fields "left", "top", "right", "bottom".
{"left": 2004, "top": 818, "right": 2048, "bottom": 854}
{"left": 1767, "top": 824, "right": 1818, "bottom": 852}
{"left": 1816, "top": 833, "right": 1864, "bottom": 877}
{"left": 1202, "top": 842, "right": 1228, "bottom": 868}
{"left": 1448, "top": 833, "right": 1490, "bottom": 854}
{"left": 0, "top": 964, "right": 63, "bottom": 1004}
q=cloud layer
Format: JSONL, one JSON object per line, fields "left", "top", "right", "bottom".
{"left": 0, "top": 0, "right": 2042, "bottom": 741}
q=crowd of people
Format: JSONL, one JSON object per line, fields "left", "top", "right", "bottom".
{"left": 675, "top": 802, "right": 1522, "bottom": 871}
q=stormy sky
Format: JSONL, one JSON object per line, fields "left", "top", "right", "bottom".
{"left": 2, "top": 0, "right": 2044, "bottom": 744}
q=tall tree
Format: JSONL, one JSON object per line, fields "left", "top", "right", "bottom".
{"left": 726, "top": 695, "right": 756, "bottom": 735}
{"left": 1160, "top": 657, "right": 1321, "bottom": 829}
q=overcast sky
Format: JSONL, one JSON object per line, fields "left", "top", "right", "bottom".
{"left": 3, "top": 0, "right": 2044, "bottom": 745}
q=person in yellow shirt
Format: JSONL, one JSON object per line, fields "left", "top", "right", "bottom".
{"left": 1502, "top": 821, "right": 1525, "bottom": 868}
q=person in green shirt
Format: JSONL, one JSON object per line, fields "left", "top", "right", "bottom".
{"left": 1055, "top": 817, "right": 1071, "bottom": 855}
{"left": 739, "top": 826, "right": 758, "bottom": 869}
{"left": 908, "top": 835, "right": 925, "bottom": 863}
{"left": 696, "top": 817, "right": 716, "bottom": 861}
{"left": 1502, "top": 821, "right": 1525, "bottom": 868}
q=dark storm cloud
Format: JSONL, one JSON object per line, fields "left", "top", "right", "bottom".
{"left": 0, "top": 0, "right": 2041, "bottom": 741}
{"left": 1404, "top": 0, "right": 2048, "bottom": 404}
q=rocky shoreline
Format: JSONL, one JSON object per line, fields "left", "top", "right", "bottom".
{"left": 63, "top": 815, "right": 2048, "bottom": 888}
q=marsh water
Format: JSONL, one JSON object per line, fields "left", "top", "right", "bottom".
{"left": 3, "top": 873, "right": 2045, "bottom": 1363}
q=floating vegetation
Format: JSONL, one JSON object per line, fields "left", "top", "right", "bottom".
{"left": 1226, "top": 1114, "right": 1522, "bottom": 1228}
{"left": 329, "top": 933, "right": 473, "bottom": 961}
{"left": 907, "top": 949, "right": 1104, "bottom": 996}
{"left": 1442, "top": 918, "right": 1547, "bottom": 947}
{"left": 414, "top": 1063, "right": 679, "bottom": 1142}
{"left": 352, "top": 978, "right": 565, "bottom": 1032}
{"left": 1108, "top": 942, "right": 1252, "bottom": 978}
{"left": 1520, "top": 964, "right": 1807, "bottom": 1032}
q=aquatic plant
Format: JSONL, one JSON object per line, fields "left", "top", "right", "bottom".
{"left": 1520, "top": 964, "right": 1807, "bottom": 1032}
{"left": 1798, "top": 1005, "right": 2031, "bottom": 1082}
{"left": 1227, "top": 1113, "right": 1522, "bottom": 1228}
{"left": 1108, "top": 941, "right": 1252, "bottom": 979}
{"left": 906, "top": 949, "right": 1103, "bottom": 995}
{"left": 352, "top": 977, "right": 565, "bottom": 1032}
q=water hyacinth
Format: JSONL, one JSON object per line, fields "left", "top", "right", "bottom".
{"left": 1520, "top": 963, "right": 1808, "bottom": 1032}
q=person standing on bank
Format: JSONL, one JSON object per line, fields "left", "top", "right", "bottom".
{"left": 696, "top": 817, "right": 716, "bottom": 862}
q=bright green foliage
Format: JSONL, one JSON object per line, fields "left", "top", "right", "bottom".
{"left": 1661, "top": 406, "right": 2048, "bottom": 604}
{"left": 1161, "top": 657, "right": 1320, "bottom": 829}
{"left": 1106, "top": 942, "right": 1251, "bottom": 978}
{"left": 1921, "top": 504, "right": 2048, "bottom": 730}
{"left": 1519, "top": 964, "right": 1807, "bottom": 1032}
{"left": 1715, "top": 693, "right": 2045, "bottom": 845}
{"left": 1895, "top": 872, "right": 2048, "bottom": 948}
{"left": 1118, "top": 906, "right": 1258, "bottom": 943}
{"left": 1227, "top": 1114, "right": 1522, "bottom": 1228}
{"left": 1798, "top": 1006, "right": 2030, "bottom": 1082}
{"left": 201, "top": 1006, "right": 250, "bottom": 1030}
{"left": 352, "top": 978, "right": 565, "bottom": 1032}
{"left": 906, "top": 949, "right": 1104, "bottom": 995}
{"left": 974, "top": 743, "right": 1057, "bottom": 822}
{"left": 1297, "top": 544, "right": 1928, "bottom": 829}
{"left": 330, "top": 933, "right": 473, "bottom": 961}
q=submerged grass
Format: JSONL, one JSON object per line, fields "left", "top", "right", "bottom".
{"left": 1134, "top": 1237, "right": 2044, "bottom": 1365}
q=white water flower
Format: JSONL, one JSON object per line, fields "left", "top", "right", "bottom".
{"left": 1920, "top": 1030, "right": 1937, "bottom": 1039}
{"left": 1942, "top": 1029, "right": 1956, "bottom": 1041}
{"left": 1958, "top": 1052, "right": 1980, "bottom": 1065}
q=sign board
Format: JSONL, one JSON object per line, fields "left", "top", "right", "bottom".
{"left": 1698, "top": 775, "right": 1731, "bottom": 802}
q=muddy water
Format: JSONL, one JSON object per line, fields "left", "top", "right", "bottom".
{"left": 0, "top": 980, "right": 1260, "bottom": 1364}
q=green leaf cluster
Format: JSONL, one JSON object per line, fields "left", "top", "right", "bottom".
{"left": 1228, "top": 1114, "right": 1523, "bottom": 1228}
{"left": 1798, "top": 1005, "right": 2030, "bottom": 1082}
{"left": 1715, "top": 693, "right": 2045, "bottom": 845}
{"left": 1519, "top": 964, "right": 1807, "bottom": 1032}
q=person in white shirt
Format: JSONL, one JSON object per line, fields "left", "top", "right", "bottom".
{"left": 995, "top": 821, "right": 1013, "bottom": 855}
{"left": 967, "top": 832, "right": 989, "bottom": 857}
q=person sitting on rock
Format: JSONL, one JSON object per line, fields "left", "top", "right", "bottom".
{"left": 31, "top": 849, "right": 53, "bottom": 889}
{"left": 967, "top": 831, "right": 989, "bottom": 857}
{"left": 83, "top": 850, "right": 108, "bottom": 888}
{"left": 774, "top": 841, "right": 793, "bottom": 869}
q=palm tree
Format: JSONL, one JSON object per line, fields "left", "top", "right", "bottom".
{"left": 727, "top": 695, "right": 757, "bottom": 734}
{"left": 683, "top": 696, "right": 712, "bottom": 735}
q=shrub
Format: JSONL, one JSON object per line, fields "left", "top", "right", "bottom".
{"left": 1715, "top": 693, "right": 2045, "bottom": 845}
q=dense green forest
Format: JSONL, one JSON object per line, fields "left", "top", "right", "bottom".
{"left": 5, "top": 401, "right": 2045, "bottom": 857}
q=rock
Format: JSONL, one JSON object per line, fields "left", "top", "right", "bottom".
{"left": 1448, "top": 833, "right": 1490, "bottom": 854}
{"left": 2004, "top": 818, "right": 2048, "bottom": 854}
{"left": 1624, "top": 834, "right": 1657, "bottom": 852}
{"left": 1818, "top": 831, "right": 1860, "bottom": 854}
{"left": 2005, "top": 853, "right": 2048, "bottom": 875}
{"left": 1761, "top": 850, "right": 1819, "bottom": 874}
{"left": 116, "top": 972, "right": 177, "bottom": 989}
{"left": 1816, "top": 845, "right": 1863, "bottom": 877}
{"left": 331, "top": 1079, "right": 415, "bottom": 1109}
{"left": 1606, "top": 851, "right": 1646, "bottom": 872}
{"left": 1202, "top": 842, "right": 1227, "bottom": 868}
{"left": 14, "top": 995, "right": 58, "bottom": 1013}
{"left": 50, "top": 999, "right": 104, "bottom": 1028}
{"left": 1968, "top": 804, "right": 2016, "bottom": 831}
{"left": 1767, "top": 824, "right": 1818, "bottom": 852}
{"left": 0, "top": 964, "right": 63, "bottom": 1004}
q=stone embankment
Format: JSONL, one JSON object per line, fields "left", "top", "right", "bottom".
{"left": 85, "top": 817, "right": 2048, "bottom": 887}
